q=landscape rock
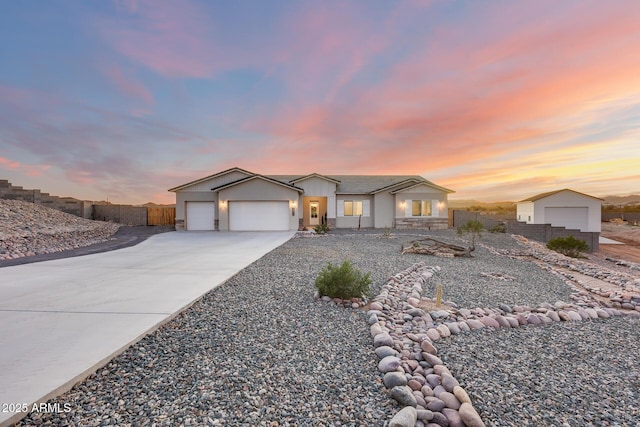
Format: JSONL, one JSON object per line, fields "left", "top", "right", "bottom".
{"left": 384, "top": 371, "right": 408, "bottom": 388}
{"left": 379, "top": 356, "right": 401, "bottom": 373}
{"left": 391, "top": 386, "right": 418, "bottom": 407}
{"left": 458, "top": 402, "right": 486, "bottom": 427}
{"left": 389, "top": 406, "right": 418, "bottom": 427}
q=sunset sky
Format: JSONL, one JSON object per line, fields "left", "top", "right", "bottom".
{"left": 1, "top": 0, "right": 639, "bottom": 204}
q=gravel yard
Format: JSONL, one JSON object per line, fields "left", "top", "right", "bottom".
{"left": 437, "top": 317, "right": 640, "bottom": 427}
{"left": 15, "top": 230, "right": 640, "bottom": 426}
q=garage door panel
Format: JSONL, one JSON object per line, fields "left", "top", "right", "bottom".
{"left": 229, "top": 201, "right": 289, "bottom": 231}
{"left": 545, "top": 207, "right": 588, "bottom": 232}
{"left": 186, "top": 202, "right": 215, "bottom": 231}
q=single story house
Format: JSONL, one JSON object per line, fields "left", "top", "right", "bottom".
{"left": 516, "top": 189, "right": 602, "bottom": 232}
{"left": 168, "top": 167, "right": 454, "bottom": 231}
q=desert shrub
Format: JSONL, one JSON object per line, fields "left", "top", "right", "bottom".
{"left": 314, "top": 223, "right": 330, "bottom": 234}
{"left": 488, "top": 223, "right": 507, "bottom": 233}
{"left": 546, "top": 236, "right": 590, "bottom": 258}
{"left": 315, "top": 260, "right": 371, "bottom": 299}
{"left": 456, "top": 219, "right": 484, "bottom": 250}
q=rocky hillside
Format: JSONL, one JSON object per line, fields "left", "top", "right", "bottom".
{"left": 0, "top": 199, "right": 120, "bottom": 260}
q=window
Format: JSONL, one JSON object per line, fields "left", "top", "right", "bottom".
{"left": 344, "top": 200, "right": 362, "bottom": 216}
{"left": 411, "top": 200, "right": 432, "bottom": 217}
{"left": 339, "top": 200, "right": 370, "bottom": 217}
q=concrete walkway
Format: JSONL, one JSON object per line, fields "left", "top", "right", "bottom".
{"left": 599, "top": 236, "right": 624, "bottom": 245}
{"left": 0, "top": 231, "right": 295, "bottom": 426}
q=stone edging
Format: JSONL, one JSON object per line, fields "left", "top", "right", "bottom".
{"left": 368, "top": 261, "right": 639, "bottom": 427}
{"left": 480, "top": 237, "right": 640, "bottom": 312}
{"left": 314, "top": 292, "right": 368, "bottom": 309}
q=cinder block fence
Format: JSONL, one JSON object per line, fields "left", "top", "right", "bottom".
{"left": 1, "top": 179, "right": 175, "bottom": 227}
{"left": 452, "top": 210, "right": 600, "bottom": 251}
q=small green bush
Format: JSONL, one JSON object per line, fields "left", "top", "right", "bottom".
{"left": 315, "top": 260, "right": 372, "bottom": 299}
{"left": 488, "top": 223, "right": 507, "bottom": 233}
{"left": 314, "top": 223, "right": 330, "bottom": 234}
{"left": 546, "top": 236, "right": 590, "bottom": 258}
{"left": 456, "top": 219, "right": 484, "bottom": 250}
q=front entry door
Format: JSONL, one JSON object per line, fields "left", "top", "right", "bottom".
{"left": 309, "top": 201, "right": 320, "bottom": 225}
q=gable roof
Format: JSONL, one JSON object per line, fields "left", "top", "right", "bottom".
{"left": 170, "top": 167, "right": 454, "bottom": 195}
{"left": 287, "top": 173, "right": 341, "bottom": 185}
{"left": 336, "top": 175, "right": 454, "bottom": 194}
{"left": 211, "top": 174, "right": 304, "bottom": 193}
{"left": 168, "top": 167, "right": 254, "bottom": 192}
{"left": 389, "top": 181, "right": 456, "bottom": 195}
{"left": 267, "top": 174, "right": 451, "bottom": 194}
{"left": 369, "top": 178, "right": 424, "bottom": 194}
{"left": 333, "top": 175, "right": 427, "bottom": 194}
{"left": 519, "top": 188, "right": 604, "bottom": 203}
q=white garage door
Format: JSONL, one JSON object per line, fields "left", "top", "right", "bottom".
{"left": 545, "top": 207, "right": 588, "bottom": 232}
{"left": 229, "top": 201, "right": 289, "bottom": 231}
{"left": 186, "top": 202, "right": 215, "bottom": 231}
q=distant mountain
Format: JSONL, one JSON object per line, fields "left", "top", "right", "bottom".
{"left": 448, "top": 200, "right": 515, "bottom": 209}
{"left": 601, "top": 195, "right": 640, "bottom": 206}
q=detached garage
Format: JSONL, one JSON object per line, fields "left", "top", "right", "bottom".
{"left": 516, "top": 189, "right": 602, "bottom": 232}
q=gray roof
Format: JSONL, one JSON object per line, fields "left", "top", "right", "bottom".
{"left": 519, "top": 188, "right": 603, "bottom": 203}
{"left": 268, "top": 174, "right": 454, "bottom": 194}
{"left": 169, "top": 167, "right": 454, "bottom": 194}
{"left": 211, "top": 174, "right": 304, "bottom": 193}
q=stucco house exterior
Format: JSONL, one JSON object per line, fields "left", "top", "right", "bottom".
{"left": 516, "top": 189, "right": 602, "bottom": 232}
{"left": 169, "top": 167, "right": 454, "bottom": 231}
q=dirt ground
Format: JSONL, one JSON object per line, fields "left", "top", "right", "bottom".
{"left": 598, "top": 222, "right": 640, "bottom": 264}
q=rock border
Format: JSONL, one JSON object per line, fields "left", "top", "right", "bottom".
{"left": 368, "top": 259, "right": 640, "bottom": 427}
{"left": 314, "top": 291, "right": 369, "bottom": 309}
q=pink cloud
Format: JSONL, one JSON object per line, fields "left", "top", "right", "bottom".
{"left": 104, "top": 66, "right": 154, "bottom": 104}
{"left": 0, "top": 157, "right": 21, "bottom": 170}
{"left": 101, "top": 0, "right": 223, "bottom": 78}
{"left": 0, "top": 157, "right": 51, "bottom": 177}
{"left": 272, "top": 2, "right": 391, "bottom": 100}
{"left": 245, "top": 0, "right": 640, "bottom": 180}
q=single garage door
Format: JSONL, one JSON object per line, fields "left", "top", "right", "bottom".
{"left": 186, "top": 202, "right": 215, "bottom": 231}
{"left": 545, "top": 207, "right": 588, "bottom": 232}
{"left": 229, "top": 201, "right": 289, "bottom": 231}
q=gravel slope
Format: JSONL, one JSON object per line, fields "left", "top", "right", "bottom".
{"left": 0, "top": 199, "right": 120, "bottom": 260}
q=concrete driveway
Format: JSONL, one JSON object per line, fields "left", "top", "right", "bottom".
{"left": 0, "top": 231, "right": 295, "bottom": 426}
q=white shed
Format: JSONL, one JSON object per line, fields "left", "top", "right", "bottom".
{"left": 516, "top": 189, "right": 602, "bottom": 232}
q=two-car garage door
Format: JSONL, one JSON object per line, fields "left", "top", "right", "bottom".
{"left": 229, "top": 201, "right": 289, "bottom": 231}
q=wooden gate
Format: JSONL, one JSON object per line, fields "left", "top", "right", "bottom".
{"left": 147, "top": 207, "right": 176, "bottom": 226}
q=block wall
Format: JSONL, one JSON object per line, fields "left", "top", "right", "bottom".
{"left": 93, "top": 205, "right": 148, "bottom": 226}
{"left": 452, "top": 210, "right": 599, "bottom": 252}
{"left": 395, "top": 217, "right": 448, "bottom": 230}
{"left": 0, "top": 179, "right": 89, "bottom": 218}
